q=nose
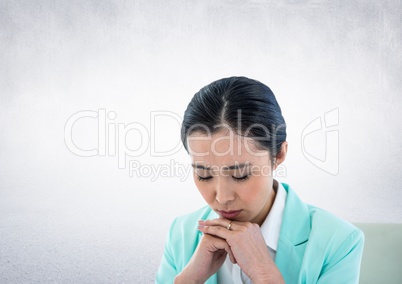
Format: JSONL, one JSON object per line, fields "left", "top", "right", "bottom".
{"left": 215, "top": 178, "right": 235, "bottom": 204}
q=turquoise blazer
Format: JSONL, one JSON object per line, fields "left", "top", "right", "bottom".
{"left": 156, "top": 183, "right": 364, "bottom": 283}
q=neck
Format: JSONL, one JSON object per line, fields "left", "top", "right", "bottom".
{"left": 255, "top": 180, "right": 278, "bottom": 226}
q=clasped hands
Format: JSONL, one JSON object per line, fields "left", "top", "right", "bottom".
{"left": 174, "top": 218, "right": 284, "bottom": 284}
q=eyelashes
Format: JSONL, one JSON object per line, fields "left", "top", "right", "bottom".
{"left": 196, "top": 174, "right": 249, "bottom": 182}
{"left": 232, "top": 175, "right": 250, "bottom": 182}
{"left": 197, "top": 175, "right": 213, "bottom": 182}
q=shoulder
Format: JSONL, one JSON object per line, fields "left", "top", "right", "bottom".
{"left": 305, "top": 204, "right": 364, "bottom": 281}
{"left": 163, "top": 206, "right": 216, "bottom": 271}
{"left": 281, "top": 182, "right": 364, "bottom": 254}
{"left": 308, "top": 205, "right": 364, "bottom": 257}
{"left": 308, "top": 205, "right": 364, "bottom": 247}
{"left": 168, "top": 205, "right": 216, "bottom": 244}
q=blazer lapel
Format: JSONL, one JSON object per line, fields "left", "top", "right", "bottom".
{"left": 275, "top": 183, "right": 311, "bottom": 283}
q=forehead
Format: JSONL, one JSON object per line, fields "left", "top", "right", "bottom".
{"left": 187, "top": 131, "right": 270, "bottom": 166}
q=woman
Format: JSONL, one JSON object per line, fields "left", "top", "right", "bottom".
{"left": 156, "top": 77, "right": 364, "bottom": 283}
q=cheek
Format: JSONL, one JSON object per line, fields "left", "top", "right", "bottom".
{"left": 194, "top": 179, "right": 215, "bottom": 204}
{"left": 240, "top": 177, "right": 270, "bottom": 203}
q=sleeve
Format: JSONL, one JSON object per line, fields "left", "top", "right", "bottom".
{"left": 317, "top": 228, "right": 365, "bottom": 284}
{"left": 155, "top": 218, "right": 179, "bottom": 284}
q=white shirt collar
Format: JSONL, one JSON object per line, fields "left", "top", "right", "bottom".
{"left": 259, "top": 180, "right": 287, "bottom": 251}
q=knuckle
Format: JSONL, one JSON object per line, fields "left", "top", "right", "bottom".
{"left": 209, "top": 225, "right": 218, "bottom": 231}
{"left": 239, "top": 226, "right": 247, "bottom": 232}
{"left": 245, "top": 222, "right": 253, "bottom": 228}
{"left": 252, "top": 223, "right": 260, "bottom": 229}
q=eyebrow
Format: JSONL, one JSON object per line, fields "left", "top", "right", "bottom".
{"left": 191, "top": 163, "right": 251, "bottom": 170}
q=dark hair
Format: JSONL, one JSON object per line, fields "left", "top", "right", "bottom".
{"left": 181, "top": 76, "right": 286, "bottom": 158}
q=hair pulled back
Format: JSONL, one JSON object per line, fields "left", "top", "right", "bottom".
{"left": 181, "top": 76, "right": 286, "bottom": 158}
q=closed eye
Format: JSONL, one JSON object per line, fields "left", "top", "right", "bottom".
{"left": 196, "top": 174, "right": 249, "bottom": 182}
{"left": 196, "top": 174, "right": 213, "bottom": 182}
{"left": 232, "top": 175, "right": 249, "bottom": 182}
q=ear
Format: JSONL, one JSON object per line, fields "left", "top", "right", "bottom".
{"left": 274, "top": 141, "right": 288, "bottom": 170}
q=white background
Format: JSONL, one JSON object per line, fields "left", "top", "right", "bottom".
{"left": 1, "top": 0, "right": 401, "bottom": 282}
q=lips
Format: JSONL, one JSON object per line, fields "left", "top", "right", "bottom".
{"left": 217, "top": 209, "right": 242, "bottom": 219}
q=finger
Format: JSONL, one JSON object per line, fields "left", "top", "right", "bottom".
{"left": 198, "top": 224, "right": 231, "bottom": 240}
{"left": 199, "top": 219, "right": 238, "bottom": 231}
{"left": 200, "top": 230, "right": 237, "bottom": 264}
{"left": 229, "top": 251, "right": 237, "bottom": 264}
{"left": 210, "top": 236, "right": 236, "bottom": 264}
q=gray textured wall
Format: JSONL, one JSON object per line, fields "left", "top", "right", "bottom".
{"left": 1, "top": 0, "right": 401, "bottom": 283}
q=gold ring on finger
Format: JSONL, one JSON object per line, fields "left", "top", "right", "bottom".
{"left": 227, "top": 221, "right": 233, "bottom": 230}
